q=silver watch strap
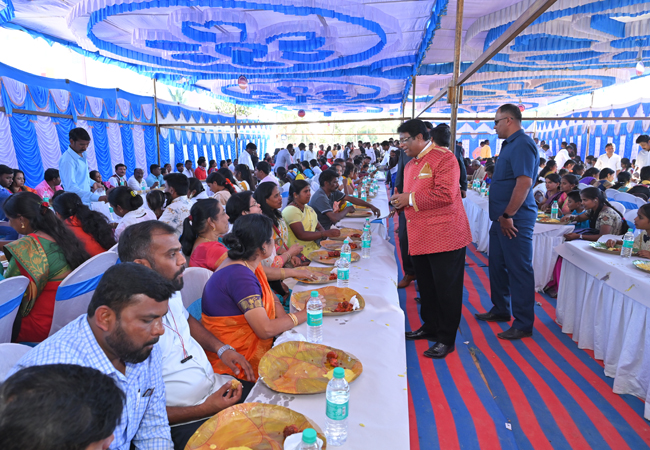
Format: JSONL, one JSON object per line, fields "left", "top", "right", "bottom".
{"left": 217, "top": 345, "right": 235, "bottom": 359}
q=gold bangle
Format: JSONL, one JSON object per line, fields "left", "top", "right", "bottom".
{"left": 288, "top": 313, "right": 298, "bottom": 326}
{"left": 281, "top": 268, "right": 286, "bottom": 279}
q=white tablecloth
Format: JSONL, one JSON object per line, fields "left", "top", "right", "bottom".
{"left": 246, "top": 190, "right": 409, "bottom": 449}
{"left": 462, "top": 190, "right": 575, "bottom": 291}
{"left": 555, "top": 240, "right": 650, "bottom": 419}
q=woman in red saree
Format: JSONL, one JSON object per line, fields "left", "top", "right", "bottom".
{"left": 199, "top": 214, "right": 308, "bottom": 381}
{"left": 2, "top": 192, "right": 90, "bottom": 342}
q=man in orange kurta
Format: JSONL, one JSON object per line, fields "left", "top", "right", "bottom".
{"left": 390, "top": 120, "right": 471, "bottom": 359}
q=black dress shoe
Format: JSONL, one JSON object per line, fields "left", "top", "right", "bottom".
{"left": 405, "top": 328, "right": 437, "bottom": 341}
{"left": 474, "top": 312, "right": 511, "bottom": 322}
{"left": 497, "top": 327, "right": 533, "bottom": 340}
{"left": 423, "top": 342, "right": 455, "bottom": 359}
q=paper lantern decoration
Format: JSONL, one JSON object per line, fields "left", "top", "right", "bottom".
{"left": 298, "top": 109, "right": 306, "bottom": 118}
{"left": 518, "top": 104, "right": 525, "bottom": 112}
{"left": 238, "top": 75, "right": 248, "bottom": 90}
{"left": 474, "top": 119, "right": 480, "bottom": 123}
{"left": 636, "top": 60, "right": 645, "bottom": 76}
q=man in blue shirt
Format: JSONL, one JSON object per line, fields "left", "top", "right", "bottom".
{"left": 0, "top": 164, "right": 18, "bottom": 239}
{"left": 59, "top": 128, "right": 107, "bottom": 205}
{"left": 475, "top": 104, "right": 539, "bottom": 340}
{"left": 9, "top": 262, "right": 177, "bottom": 450}
{"left": 146, "top": 164, "right": 165, "bottom": 188}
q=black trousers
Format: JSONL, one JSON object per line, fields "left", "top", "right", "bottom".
{"left": 411, "top": 247, "right": 466, "bottom": 346}
{"left": 398, "top": 211, "right": 415, "bottom": 277}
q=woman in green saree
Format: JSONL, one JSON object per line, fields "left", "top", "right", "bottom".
{"left": 2, "top": 192, "right": 90, "bottom": 342}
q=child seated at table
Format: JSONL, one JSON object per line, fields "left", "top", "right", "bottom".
{"left": 565, "top": 190, "right": 588, "bottom": 229}
{"left": 606, "top": 204, "right": 650, "bottom": 259}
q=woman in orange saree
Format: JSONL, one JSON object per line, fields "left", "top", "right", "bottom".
{"left": 200, "top": 214, "right": 308, "bottom": 381}
{"left": 2, "top": 192, "right": 90, "bottom": 342}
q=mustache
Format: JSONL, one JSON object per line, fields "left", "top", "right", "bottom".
{"left": 145, "top": 337, "right": 159, "bottom": 347}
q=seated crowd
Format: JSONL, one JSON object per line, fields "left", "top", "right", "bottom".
{"left": 0, "top": 128, "right": 387, "bottom": 450}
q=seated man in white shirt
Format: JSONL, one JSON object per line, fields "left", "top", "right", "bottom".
{"left": 554, "top": 146, "right": 570, "bottom": 171}
{"left": 594, "top": 143, "right": 622, "bottom": 174}
{"left": 118, "top": 221, "right": 254, "bottom": 450}
{"left": 182, "top": 160, "right": 195, "bottom": 178}
{"left": 635, "top": 135, "right": 650, "bottom": 174}
{"left": 127, "top": 168, "right": 148, "bottom": 192}
{"left": 108, "top": 163, "right": 128, "bottom": 187}
{"left": 0, "top": 364, "right": 124, "bottom": 450}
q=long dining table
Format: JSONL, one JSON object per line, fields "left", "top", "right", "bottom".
{"left": 462, "top": 189, "right": 575, "bottom": 291}
{"left": 245, "top": 183, "right": 410, "bottom": 449}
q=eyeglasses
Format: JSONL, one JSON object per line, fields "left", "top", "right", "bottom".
{"left": 398, "top": 136, "right": 414, "bottom": 144}
{"left": 494, "top": 117, "right": 512, "bottom": 126}
{"left": 250, "top": 201, "right": 260, "bottom": 208}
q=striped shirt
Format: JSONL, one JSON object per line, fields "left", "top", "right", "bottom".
{"left": 8, "top": 315, "right": 173, "bottom": 450}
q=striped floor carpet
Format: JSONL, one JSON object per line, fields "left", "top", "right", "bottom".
{"left": 388, "top": 215, "right": 650, "bottom": 450}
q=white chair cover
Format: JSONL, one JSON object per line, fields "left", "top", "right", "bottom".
{"left": 606, "top": 189, "right": 620, "bottom": 199}
{"left": 578, "top": 183, "right": 590, "bottom": 190}
{"left": 179, "top": 267, "right": 212, "bottom": 310}
{"left": 624, "top": 209, "right": 639, "bottom": 223}
{"left": 49, "top": 252, "right": 119, "bottom": 336}
{"left": 0, "top": 343, "right": 32, "bottom": 381}
{"left": 614, "top": 192, "right": 640, "bottom": 204}
{"left": 609, "top": 201, "right": 626, "bottom": 216}
{"left": 108, "top": 243, "right": 119, "bottom": 253}
{"left": 0, "top": 276, "right": 30, "bottom": 344}
{"left": 635, "top": 197, "right": 648, "bottom": 208}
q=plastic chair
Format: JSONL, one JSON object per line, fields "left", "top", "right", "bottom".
{"left": 0, "top": 343, "right": 32, "bottom": 380}
{"left": 0, "top": 276, "right": 30, "bottom": 344}
{"left": 609, "top": 201, "right": 626, "bottom": 216}
{"left": 49, "top": 252, "right": 119, "bottom": 336}
{"left": 624, "top": 209, "right": 638, "bottom": 232}
{"left": 635, "top": 197, "right": 647, "bottom": 208}
{"left": 108, "top": 243, "right": 119, "bottom": 252}
{"left": 179, "top": 267, "right": 212, "bottom": 320}
{"left": 578, "top": 183, "right": 590, "bottom": 190}
{"left": 614, "top": 192, "right": 639, "bottom": 204}
{"left": 606, "top": 189, "right": 619, "bottom": 200}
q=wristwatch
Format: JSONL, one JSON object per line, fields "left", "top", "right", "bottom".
{"left": 217, "top": 345, "right": 235, "bottom": 359}
{"left": 502, "top": 213, "right": 510, "bottom": 219}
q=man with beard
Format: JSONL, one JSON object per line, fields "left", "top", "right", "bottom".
{"left": 8, "top": 262, "right": 177, "bottom": 450}
{"left": 118, "top": 221, "right": 254, "bottom": 450}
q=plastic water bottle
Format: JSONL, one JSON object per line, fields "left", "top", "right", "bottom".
{"left": 361, "top": 188, "right": 367, "bottom": 202}
{"left": 306, "top": 291, "right": 323, "bottom": 344}
{"left": 621, "top": 231, "right": 635, "bottom": 258}
{"left": 361, "top": 226, "right": 371, "bottom": 259}
{"left": 340, "top": 238, "right": 352, "bottom": 263}
{"left": 301, "top": 428, "right": 319, "bottom": 450}
{"left": 336, "top": 257, "right": 350, "bottom": 288}
{"left": 364, "top": 218, "right": 371, "bottom": 229}
{"left": 551, "top": 201, "right": 559, "bottom": 220}
{"left": 480, "top": 181, "right": 487, "bottom": 196}
{"left": 108, "top": 206, "right": 117, "bottom": 222}
{"left": 352, "top": 188, "right": 358, "bottom": 198}
{"left": 326, "top": 367, "right": 350, "bottom": 446}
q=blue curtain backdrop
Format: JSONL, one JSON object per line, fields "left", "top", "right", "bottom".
{"left": 119, "top": 124, "right": 136, "bottom": 178}
{"left": 91, "top": 121, "right": 113, "bottom": 180}
{"left": 55, "top": 118, "right": 75, "bottom": 155}
{"left": 144, "top": 125, "right": 157, "bottom": 170}
{"left": 9, "top": 113, "right": 44, "bottom": 187}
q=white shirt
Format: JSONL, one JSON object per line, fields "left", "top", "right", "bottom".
{"left": 554, "top": 149, "right": 570, "bottom": 170}
{"left": 108, "top": 174, "right": 127, "bottom": 188}
{"left": 366, "top": 148, "right": 377, "bottom": 164}
{"left": 189, "top": 190, "right": 210, "bottom": 205}
{"left": 182, "top": 168, "right": 194, "bottom": 178}
{"left": 127, "top": 175, "right": 147, "bottom": 192}
{"left": 545, "top": 148, "right": 554, "bottom": 159}
{"left": 159, "top": 292, "right": 232, "bottom": 412}
{"left": 238, "top": 151, "right": 254, "bottom": 170}
{"left": 260, "top": 173, "right": 280, "bottom": 186}
{"left": 595, "top": 153, "right": 622, "bottom": 172}
{"left": 635, "top": 149, "right": 650, "bottom": 173}
{"left": 303, "top": 149, "right": 315, "bottom": 162}
{"left": 312, "top": 166, "right": 322, "bottom": 176}
{"left": 228, "top": 164, "right": 235, "bottom": 173}
{"left": 114, "top": 207, "right": 157, "bottom": 238}
{"left": 274, "top": 148, "right": 293, "bottom": 171}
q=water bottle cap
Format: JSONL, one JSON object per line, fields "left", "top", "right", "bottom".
{"left": 333, "top": 367, "right": 345, "bottom": 378}
{"left": 109, "top": 207, "right": 114, "bottom": 213}
{"left": 302, "top": 428, "right": 317, "bottom": 444}
{"left": 310, "top": 291, "right": 318, "bottom": 297}
{"left": 344, "top": 237, "right": 350, "bottom": 243}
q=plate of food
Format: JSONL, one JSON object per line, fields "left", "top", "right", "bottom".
{"left": 320, "top": 239, "right": 361, "bottom": 251}
{"left": 633, "top": 260, "right": 650, "bottom": 274}
{"left": 346, "top": 210, "right": 373, "bottom": 218}
{"left": 307, "top": 250, "right": 360, "bottom": 265}
{"left": 536, "top": 215, "right": 562, "bottom": 224}
{"left": 258, "top": 341, "right": 363, "bottom": 394}
{"left": 292, "top": 267, "right": 337, "bottom": 284}
{"left": 588, "top": 242, "right": 631, "bottom": 255}
{"left": 185, "top": 402, "right": 327, "bottom": 450}
{"left": 291, "top": 286, "right": 365, "bottom": 315}
{"left": 330, "top": 228, "right": 363, "bottom": 241}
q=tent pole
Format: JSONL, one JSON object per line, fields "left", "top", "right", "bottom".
{"left": 153, "top": 78, "right": 161, "bottom": 166}
{"left": 449, "top": 0, "right": 465, "bottom": 152}
{"left": 586, "top": 124, "right": 590, "bottom": 156}
{"left": 411, "top": 76, "right": 416, "bottom": 119}
{"left": 234, "top": 104, "right": 239, "bottom": 159}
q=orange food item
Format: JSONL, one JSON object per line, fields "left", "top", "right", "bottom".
{"left": 333, "top": 301, "right": 353, "bottom": 313}
{"left": 327, "top": 250, "right": 341, "bottom": 257}
{"left": 350, "top": 233, "right": 361, "bottom": 239}
{"left": 326, "top": 350, "right": 340, "bottom": 367}
{"left": 283, "top": 425, "right": 300, "bottom": 439}
{"left": 349, "top": 243, "right": 358, "bottom": 249}
{"left": 328, "top": 273, "right": 337, "bottom": 280}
